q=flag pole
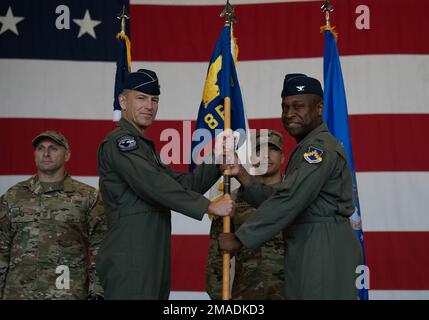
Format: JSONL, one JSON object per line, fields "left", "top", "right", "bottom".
{"left": 220, "top": 0, "right": 237, "bottom": 301}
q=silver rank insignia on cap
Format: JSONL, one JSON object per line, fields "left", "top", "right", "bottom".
{"left": 304, "top": 146, "right": 323, "bottom": 163}
{"left": 117, "top": 135, "right": 138, "bottom": 152}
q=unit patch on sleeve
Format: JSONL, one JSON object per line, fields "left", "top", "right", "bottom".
{"left": 303, "top": 146, "right": 323, "bottom": 164}
{"left": 117, "top": 135, "right": 138, "bottom": 152}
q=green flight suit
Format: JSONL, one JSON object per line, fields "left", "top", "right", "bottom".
{"left": 96, "top": 118, "right": 220, "bottom": 300}
{"left": 236, "top": 123, "right": 363, "bottom": 300}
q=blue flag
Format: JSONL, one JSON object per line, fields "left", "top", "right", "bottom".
{"left": 323, "top": 29, "right": 369, "bottom": 300}
{"left": 190, "top": 25, "right": 247, "bottom": 170}
{"left": 113, "top": 29, "right": 131, "bottom": 121}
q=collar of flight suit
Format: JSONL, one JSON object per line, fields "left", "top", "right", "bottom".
{"left": 118, "top": 118, "right": 150, "bottom": 141}
{"left": 283, "top": 122, "right": 329, "bottom": 174}
{"left": 118, "top": 117, "right": 158, "bottom": 152}
{"left": 296, "top": 122, "right": 329, "bottom": 149}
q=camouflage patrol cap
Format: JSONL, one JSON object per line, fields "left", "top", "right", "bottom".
{"left": 32, "top": 130, "right": 70, "bottom": 150}
{"left": 255, "top": 129, "right": 283, "bottom": 151}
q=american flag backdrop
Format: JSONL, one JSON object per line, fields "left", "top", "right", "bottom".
{"left": 1, "top": 0, "right": 428, "bottom": 300}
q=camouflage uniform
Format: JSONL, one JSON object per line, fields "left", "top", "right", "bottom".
{"left": 0, "top": 175, "right": 107, "bottom": 300}
{"left": 206, "top": 191, "right": 285, "bottom": 300}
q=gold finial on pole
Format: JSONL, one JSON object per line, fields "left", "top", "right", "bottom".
{"left": 117, "top": 5, "right": 129, "bottom": 34}
{"left": 321, "top": 0, "right": 334, "bottom": 27}
{"left": 220, "top": 0, "right": 237, "bottom": 25}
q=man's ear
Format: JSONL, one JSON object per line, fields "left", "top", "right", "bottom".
{"left": 65, "top": 150, "right": 71, "bottom": 163}
{"left": 119, "top": 94, "right": 127, "bottom": 111}
{"left": 317, "top": 99, "right": 324, "bottom": 117}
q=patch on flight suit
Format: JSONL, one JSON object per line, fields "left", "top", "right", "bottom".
{"left": 117, "top": 135, "right": 138, "bottom": 152}
{"left": 303, "top": 146, "right": 323, "bottom": 163}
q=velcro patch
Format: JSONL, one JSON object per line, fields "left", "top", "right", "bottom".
{"left": 117, "top": 135, "right": 138, "bottom": 152}
{"left": 303, "top": 146, "right": 323, "bottom": 164}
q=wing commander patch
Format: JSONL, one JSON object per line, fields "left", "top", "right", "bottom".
{"left": 304, "top": 146, "right": 323, "bottom": 164}
{"left": 117, "top": 135, "right": 138, "bottom": 152}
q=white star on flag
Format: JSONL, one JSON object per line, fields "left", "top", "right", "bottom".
{"left": 0, "top": 6, "right": 24, "bottom": 36}
{"left": 73, "top": 9, "right": 101, "bottom": 39}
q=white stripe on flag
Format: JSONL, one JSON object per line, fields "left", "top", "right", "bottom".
{"left": 2, "top": 55, "right": 428, "bottom": 120}
{"left": 359, "top": 172, "right": 429, "bottom": 231}
{"left": 369, "top": 290, "right": 429, "bottom": 300}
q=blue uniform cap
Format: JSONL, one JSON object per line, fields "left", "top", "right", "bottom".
{"left": 281, "top": 73, "right": 323, "bottom": 98}
{"left": 122, "top": 69, "right": 161, "bottom": 95}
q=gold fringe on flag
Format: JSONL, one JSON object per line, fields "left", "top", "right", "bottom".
{"left": 116, "top": 31, "right": 132, "bottom": 72}
{"left": 320, "top": 25, "right": 339, "bottom": 41}
{"left": 230, "top": 26, "right": 239, "bottom": 64}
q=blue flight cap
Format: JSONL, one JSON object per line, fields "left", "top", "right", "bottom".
{"left": 122, "top": 68, "right": 161, "bottom": 95}
{"left": 281, "top": 73, "right": 323, "bottom": 98}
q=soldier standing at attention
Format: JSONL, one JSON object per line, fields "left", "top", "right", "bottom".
{"left": 206, "top": 130, "right": 285, "bottom": 300}
{"left": 0, "top": 131, "right": 106, "bottom": 300}
{"left": 218, "top": 74, "right": 363, "bottom": 300}
{"left": 97, "top": 69, "right": 234, "bottom": 300}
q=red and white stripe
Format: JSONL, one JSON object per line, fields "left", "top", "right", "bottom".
{"left": 1, "top": 0, "right": 428, "bottom": 299}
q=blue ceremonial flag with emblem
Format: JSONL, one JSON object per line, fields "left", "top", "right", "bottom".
{"left": 323, "top": 28, "right": 369, "bottom": 300}
{"left": 190, "top": 25, "right": 247, "bottom": 170}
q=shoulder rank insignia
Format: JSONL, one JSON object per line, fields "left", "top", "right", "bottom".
{"left": 303, "top": 146, "right": 323, "bottom": 164}
{"left": 117, "top": 135, "right": 138, "bottom": 152}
